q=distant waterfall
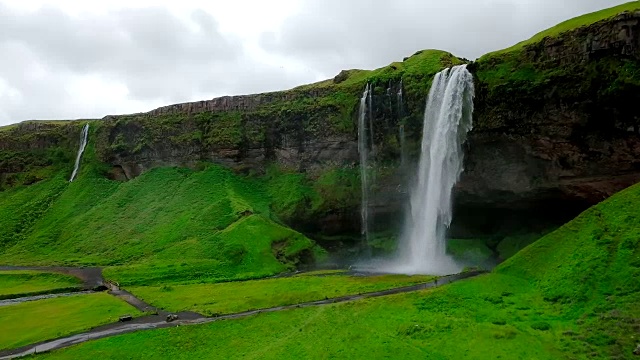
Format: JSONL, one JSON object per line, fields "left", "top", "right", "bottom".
{"left": 393, "top": 65, "right": 474, "bottom": 274}
{"left": 399, "top": 125, "right": 407, "bottom": 168}
{"left": 69, "top": 124, "right": 89, "bottom": 182}
{"left": 397, "top": 79, "right": 407, "bottom": 167}
{"left": 358, "top": 84, "right": 373, "bottom": 248}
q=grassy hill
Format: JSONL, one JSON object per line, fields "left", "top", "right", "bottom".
{"left": 32, "top": 181, "right": 640, "bottom": 359}
{"left": 0, "top": 145, "right": 324, "bottom": 285}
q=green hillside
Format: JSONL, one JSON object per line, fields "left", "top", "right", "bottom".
{"left": 34, "top": 182, "right": 640, "bottom": 359}
{"left": 0, "top": 157, "right": 324, "bottom": 285}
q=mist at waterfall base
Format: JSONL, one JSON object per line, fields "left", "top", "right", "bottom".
{"left": 356, "top": 65, "right": 475, "bottom": 276}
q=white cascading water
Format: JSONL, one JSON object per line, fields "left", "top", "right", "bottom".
{"left": 358, "top": 84, "right": 372, "bottom": 246}
{"left": 69, "top": 124, "right": 89, "bottom": 182}
{"left": 385, "top": 65, "right": 475, "bottom": 274}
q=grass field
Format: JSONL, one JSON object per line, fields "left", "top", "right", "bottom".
{"left": 0, "top": 271, "right": 82, "bottom": 299}
{"left": 127, "top": 272, "right": 435, "bottom": 316}
{"left": 31, "top": 180, "right": 640, "bottom": 359}
{"left": 27, "top": 275, "right": 584, "bottom": 359}
{"left": 0, "top": 293, "right": 141, "bottom": 351}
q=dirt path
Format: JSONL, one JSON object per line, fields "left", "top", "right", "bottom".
{"left": 0, "top": 270, "right": 483, "bottom": 359}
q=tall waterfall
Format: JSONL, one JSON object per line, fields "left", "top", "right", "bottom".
{"left": 358, "top": 84, "right": 372, "bottom": 247}
{"left": 393, "top": 65, "right": 474, "bottom": 274}
{"left": 69, "top": 124, "right": 89, "bottom": 182}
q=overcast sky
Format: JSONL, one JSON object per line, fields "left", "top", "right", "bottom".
{"left": 0, "top": 0, "right": 630, "bottom": 125}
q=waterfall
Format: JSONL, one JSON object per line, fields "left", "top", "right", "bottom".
{"left": 69, "top": 124, "right": 89, "bottom": 182}
{"left": 402, "top": 64, "right": 474, "bottom": 274}
{"left": 391, "top": 65, "right": 474, "bottom": 274}
{"left": 399, "top": 125, "right": 407, "bottom": 168}
{"left": 397, "top": 79, "right": 407, "bottom": 167}
{"left": 368, "top": 85, "right": 375, "bottom": 157}
{"left": 358, "top": 84, "right": 372, "bottom": 247}
{"left": 397, "top": 79, "right": 404, "bottom": 116}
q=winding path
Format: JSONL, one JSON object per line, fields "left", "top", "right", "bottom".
{"left": 0, "top": 268, "right": 484, "bottom": 359}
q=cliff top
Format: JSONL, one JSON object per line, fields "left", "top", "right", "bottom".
{"left": 480, "top": 1, "right": 640, "bottom": 60}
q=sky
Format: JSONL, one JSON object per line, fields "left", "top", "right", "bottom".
{"left": 0, "top": 0, "right": 631, "bottom": 125}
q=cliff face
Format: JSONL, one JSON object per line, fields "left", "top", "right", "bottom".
{"left": 462, "top": 10, "right": 640, "bottom": 232}
{"left": 0, "top": 121, "right": 83, "bottom": 187}
{"left": 2, "top": 12, "right": 640, "bottom": 239}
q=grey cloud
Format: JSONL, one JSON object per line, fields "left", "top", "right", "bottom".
{"left": 0, "top": 0, "right": 632, "bottom": 125}
{"left": 0, "top": 3, "right": 306, "bottom": 124}
{"left": 261, "top": 0, "right": 629, "bottom": 77}
{"left": 0, "top": 5, "right": 241, "bottom": 101}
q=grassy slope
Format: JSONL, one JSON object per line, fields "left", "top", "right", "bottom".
{"left": 30, "top": 275, "right": 569, "bottom": 360}
{"left": 0, "top": 293, "right": 141, "bottom": 350}
{"left": 481, "top": 1, "right": 640, "bottom": 59}
{"left": 0, "top": 162, "right": 320, "bottom": 286}
{"left": 34, "top": 182, "right": 640, "bottom": 359}
{"left": 0, "top": 271, "right": 81, "bottom": 299}
{"left": 127, "top": 273, "right": 434, "bottom": 316}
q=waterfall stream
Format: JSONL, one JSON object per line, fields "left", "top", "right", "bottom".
{"left": 358, "top": 84, "right": 372, "bottom": 247}
{"left": 367, "top": 65, "right": 474, "bottom": 274}
{"left": 69, "top": 124, "right": 89, "bottom": 182}
{"left": 399, "top": 64, "right": 474, "bottom": 274}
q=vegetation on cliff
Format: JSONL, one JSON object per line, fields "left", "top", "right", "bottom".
{"left": 473, "top": 1, "right": 640, "bottom": 134}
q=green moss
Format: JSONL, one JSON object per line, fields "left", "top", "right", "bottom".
{"left": 196, "top": 111, "right": 244, "bottom": 148}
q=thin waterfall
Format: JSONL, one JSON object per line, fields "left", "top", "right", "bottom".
{"left": 399, "top": 125, "right": 407, "bottom": 168}
{"left": 69, "top": 124, "right": 89, "bottom": 182}
{"left": 397, "top": 79, "right": 407, "bottom": 167}
{"left": 367, "top": 85, "right": 375, "bottom": 157}
{"left": 388, "top": 65, "right": 474, "bottom": 274}
{"left": 397, "top": 79, "right": 404, "bottom": 115}
{"left": 358, "top": 84, "right": 372, "bottom": 247}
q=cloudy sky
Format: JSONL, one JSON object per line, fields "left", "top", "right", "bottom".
{"left": 0, "top": 0, "right": 630, "bottom": 125}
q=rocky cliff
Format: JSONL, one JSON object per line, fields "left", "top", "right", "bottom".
{"left": 2, "top": 9, "right": 640, "bottom": 241}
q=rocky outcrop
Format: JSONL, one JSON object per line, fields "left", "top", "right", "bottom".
{"left": 460, "top": 11, "right": 640, "bottom": 233}
{"left": 104, "top": 89, "right": 332, "bottom": 119}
